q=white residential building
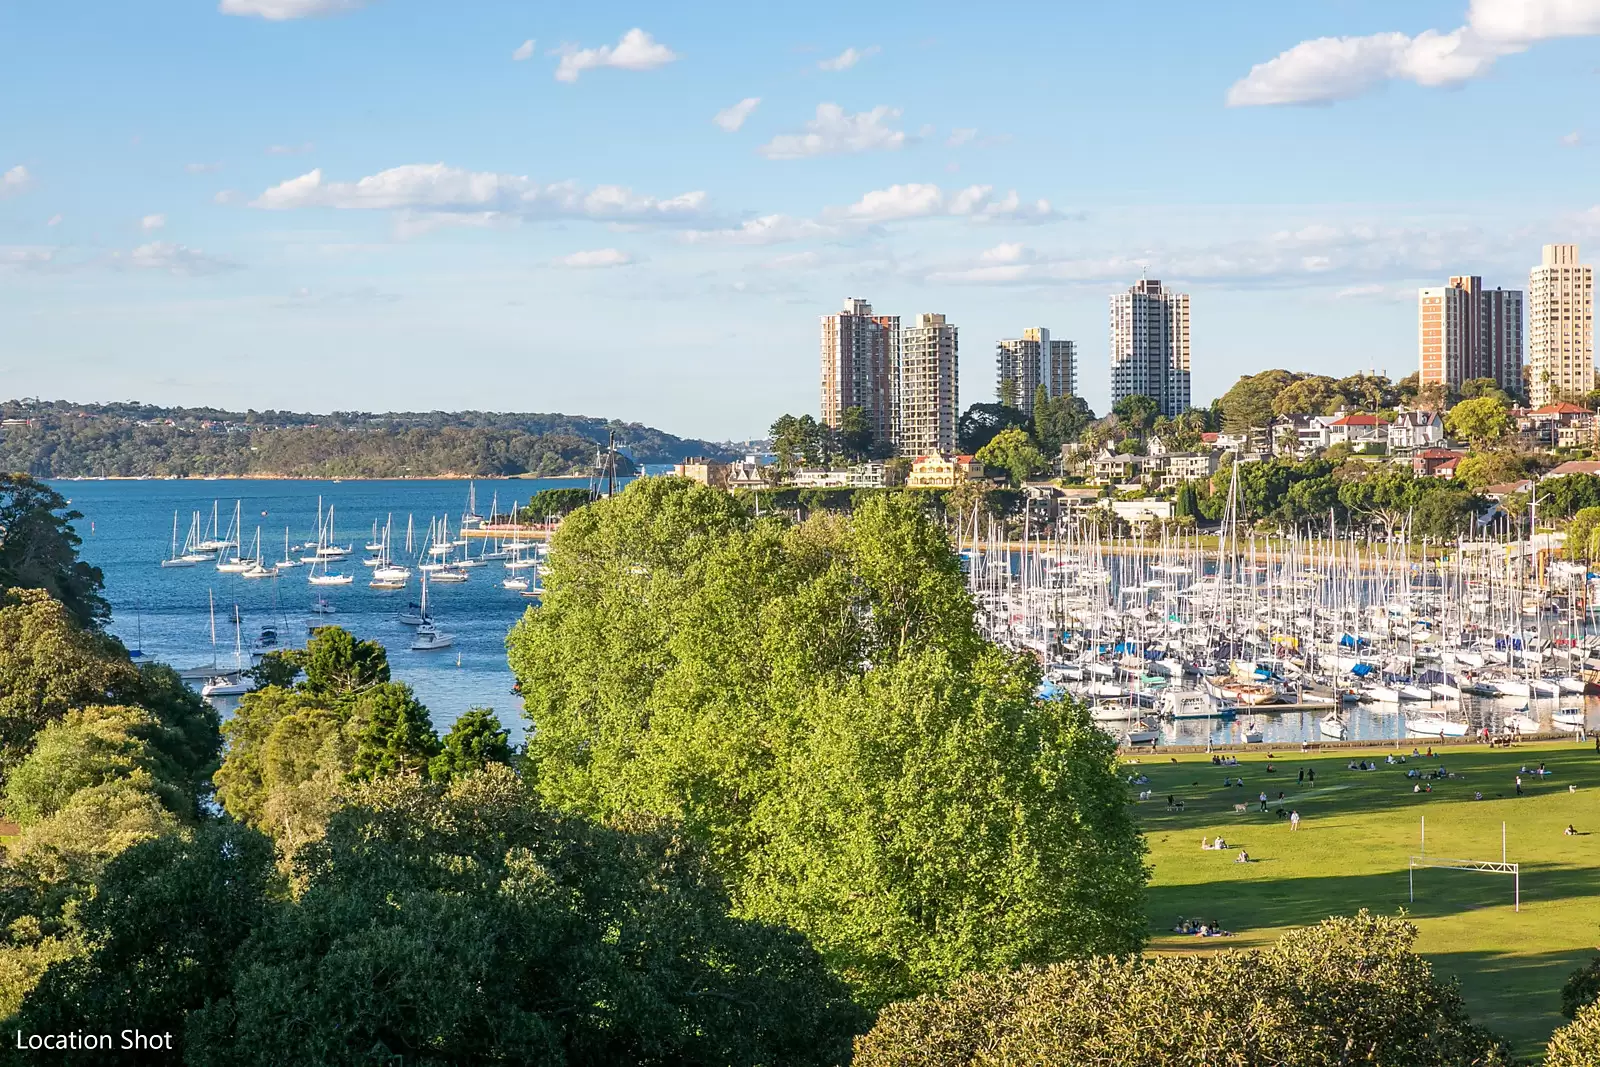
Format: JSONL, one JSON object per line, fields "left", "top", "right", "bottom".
{"left": 996, "top": 328, "right": 1077, "bottom": 414}
{"left": 899, "top": 313, "right": 959, "bottom": 456}
{"left": 1110, "top": 278, "right": 1190, "bottom": 417}
{"left": 1528, "top": 244, "right": 1595, "bottom": 407}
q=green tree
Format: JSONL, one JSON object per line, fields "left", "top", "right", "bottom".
{"left": 1111, "top": 393, "right": 1159, "bottom": 435}
{"left": 974, "top": 427, "right": 1047, "bottom": 487}
{"left": 0, "top": 475, "right": 109, "bottom": 628}
{"left": 1032, "top": 393, "right": 1094, "bottom": 454}
{"left": 1455, "top": 451, "right": 1530, "bottom": 493}
{"left": 838, "top": 405, "right": 876, "bottom": 461}
{"left": 519, "top": 487, "right": 592, "bottom": 522}
{"left": 957, "top": 403, "right": 1030, "bottom": 455}
{"left": 184, "top": 769, "right": 866, "bottom": 1067}
{"left": 1568, "top": 508, "right": 1600, "bottom": 564}
{"left": 1462, "top": 377, "right": 1515, "bottom": 405}
{"left": 507, "top": 481, "right": 1147, "bottom": 1005}
{"left": 1445, "top": 395, "right": 1511, "bottom": 448}
{"left": 4, "top": 705, "right": 190, "bottom": 827}
{"left": 429, "top": 707, "right": 513, "bottom": 781}
{"left": 349, "top": 682, "right": 440, "bottom": 780}
{"left": 0, "top": 589, "right": 140, "bottom": 771}
{"left": 212, "top": 686, "right": 354, "bottom": 851}
{"left": 1547, "top": 1003, "right": 1600, "bottom": 1067}
{"left": 854, "top": 912, "right": 1508, "bottom": 1067}
{"left": 1220, "top": 369, "right": 1298, "bottom": 432}
{"left": 297, "top": 626, "right": 389, "bottom": 698}
{"left": 1272, "top": 374, "right": 1340, "bottom": 417}
{"left": 1561, "top": 956, "right": 1600, "bottom": 1019}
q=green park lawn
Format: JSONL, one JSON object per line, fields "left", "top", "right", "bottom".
{"left": 1129, "top": 739, "right": 1600, "bottom": 1056}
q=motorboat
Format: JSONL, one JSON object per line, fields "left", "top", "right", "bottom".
{"left": 309, "top": 596, "right": 337, "bottom": 615}
{"left": 201, "top": 675, "right": 253, "bottom": 698}
{"left": 1160, "top": 688, "right": 1236, "bottom": 720}
{"left": 1552, "top": 708, "right": 1587, "bottom": 733}
{"left": 502, "top": 576, "right": 530, "bottom": 591}
{"left": 1406, "top": 715, "right": 1470, "bottom": 738}
{"left": 410, "top": 622, "right": 455, "bottom": 651}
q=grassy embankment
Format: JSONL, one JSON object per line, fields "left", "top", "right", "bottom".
{"left": 1133, "top": 739, "right": 1600, "bottom": 1054}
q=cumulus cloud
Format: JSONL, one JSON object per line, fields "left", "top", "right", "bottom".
{"left": 0, "top": 246, "right": 55, "bottom": 272}
{"left": 1, "top": 165, "right": 32, "bottom": 199}
{"left": 817, "top": 45, "right": 880, "bottom": 71}
{"left": 250, "top": 164, "right": 709, "bottom": 234}
{"left": 120, "top": 241, "right": 239, "bottom": 277}
{"left": 680, "top": 214, "right": 836, "bottom": 245}
{"left": 758, "top": 104, "right": 907, "bottom": 159}
{"left": 553, "top": 29, "right": 677, "bottom": 82}
{"left": 1229, "top": 0, "right": 1600, "bottom": 106}
{"left": 713, "top": 97, "right": 761, "bottom": 132}
{"left": 219, "top": 0, "right": 371, "bottom": 19}
{"left": 836, "top": 182, "right": 1059, "bottom": 223}
{"left": 512, "top": 39, "right": 535, "bottom": 62}
{"left": 140, "top": 214, "right": 167, "bottom": 231}
{"left": 554, "top": 248, "right": 634, "bottom": 268}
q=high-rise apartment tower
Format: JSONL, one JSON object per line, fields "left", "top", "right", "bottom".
{"left": 1527, "top": 244, "right": 1595, "bottom": 407}
{"left": 820, "top": 298, "right": 900, "bottom": 448}
{"left": 1418, "top": 276, "right": 1523, "bottom": 394}
{"left": 1110, "top": 278, "right": 1190, "bottom": 417}
{"left": 996, "top": 328, "right": 1077, "bottom": 415}
{"left": 899, "top": 313, "right": 959, "bottom": 456}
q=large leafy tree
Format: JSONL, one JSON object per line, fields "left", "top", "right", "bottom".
{"left": 1445, "top": 395, "right": 1511, "bottom": 448}
{"left": 1031, "top": 390, "right": 1094, "bottom": 454}
{"left": 1220, "top": 369, "right": 1299, "bottom": 432}
{"left": 429, "top": 707, "right": 514, "bottom": 782}
{"left": 508, "top": 479, "right": 1147, "bottom": 1005}
{"left": 974, "top": 427, "right": 1047, "bottom": 487}
{"left": 296, "top": 626, "right": 390, "bottom": 698}
{"left": 1548, "top": 1003, "right": 1600, "bottom": 1067}
{"left": 854, "top": 912, "right": 1509, "bottom": 1067}
{"left": 0, "top": 474, "right": 109, "bottom": 628}
{"left": 183, "top": 769, "right": 865, "bottom": 1067}
{"left": 1111, "top": 393, "right": 1159, "bottom": 435}
{"left": 348, "top": 681, "right": 439, "bottom": 780}
{"left": 957, "top": 403, "right": 1030, "bottom": 455}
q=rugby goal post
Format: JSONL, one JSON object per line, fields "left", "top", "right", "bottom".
{"left": 1408, "top": 817, "right": 1520, "bottom": 913}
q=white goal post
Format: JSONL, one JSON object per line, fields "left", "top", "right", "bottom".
{"left": 1408, "top": 855, "right": 1520, "bottom": 912}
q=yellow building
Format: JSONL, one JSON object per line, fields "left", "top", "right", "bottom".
{"left": 673, "top": 457, "right": 729, "bottom": 488}
{"left": 906, "top": 453, "right": 982, "bottom": 488}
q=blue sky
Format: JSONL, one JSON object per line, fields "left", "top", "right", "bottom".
{"left": 2, "top": 0, "right": 1598, "bottom": 439}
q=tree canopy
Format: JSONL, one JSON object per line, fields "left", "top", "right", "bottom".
{"left": 0, "top": 475, "right": 108, "bottom": 628}
{"left": 957, "top": 404, "right": 1030, "bottom": 455}
{"left": 508, "top": 478, "right": 1147, "bottom": 1005}
{"left": 974, "top": 428, "right": 1047, "bottom": 487}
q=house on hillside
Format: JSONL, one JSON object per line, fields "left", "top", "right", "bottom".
{"left": 1388, "top": 410, "right": 1445, "bottom": 454}
{"left": 1541, "top": 460, "right": 1600, "bottom": 482}
{"left": 907, "top": 453, "right": 983, "bottom": 488}
{"left": 1327, "top": 413, "right": 1388, "bottom": 451}
{"left": 1518, "top": 403, "right": 1595, "bottom": 448}
{"left": 1412, "top": 448, "right": 1465, "bottom": 479}
{"left": 674, "top": 457, "right": 730, "bottom": 488}
{"left": 1090, "top": 449, "right": 1143, "bottom": 486}
{"left": 1269, "top": 414, "right": 1334, "bottom": 458}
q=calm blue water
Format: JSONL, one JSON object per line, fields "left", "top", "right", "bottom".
{"left": 56, "top": 478, "right": 603, "bottom": 741}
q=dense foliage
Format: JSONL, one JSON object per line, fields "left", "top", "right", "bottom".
{"left": 7, "top": 771, "right": 866, "bottom": 1066}
{"left": 1561, "top": 955, "right": 1600, "bottom": 1019}
{"left": 508, "top": 479, "right": 1148, "bottom": 1005}
{"left": 1546, "top": 1002, "right": 1600, "bottom": 1067}
{"left": 854, "top": 912, "right": 1510, "bottom": 1067}
{"left": 0, "top": 402, "right": 731, "bottom": 477}
{"left": 0, "top": 475, "right": 109, "bottom": 627}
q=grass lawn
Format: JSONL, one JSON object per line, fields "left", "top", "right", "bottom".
{"left": 1129, "top": 738, "right": 1600, "bottom": 1057}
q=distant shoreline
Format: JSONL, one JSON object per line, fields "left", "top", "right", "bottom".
{"left": 45, "top": 474, "right": 598, "bottom": 482}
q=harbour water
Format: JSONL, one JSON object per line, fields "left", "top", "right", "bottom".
{"left": 57, "top": 477, "right": 596, "bottom": 741}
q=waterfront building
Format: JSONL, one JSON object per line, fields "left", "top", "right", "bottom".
{"left": 673, "top": 457, "right": 729, "bottom": 488}
{"left": 1528, "top": 244, "right": 1595, "bottom": 407}
{"left": 996, "top": 328, "right": 1077, "bottom": 414}
{"left": 1418, "top": 277, "right": 1522, "bottom": 393}
{"left": 906, "top": 452, "right": 981, "bottom": 488}
{"left": 821, "top": 298, "right": 900, "bottom": 450}
{"left": 899, "top": 313, "right": 960, "bottom": 456}
{"left": 1110, "top": 278, "right": 1190, "bottom": 417}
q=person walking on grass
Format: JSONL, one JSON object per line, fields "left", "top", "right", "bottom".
{"left": 1298, "top": 768, "right": 1304, "bottom": 784}
{"left": 1516, "top": 775, "right": 1523, "bottom": 796}
{"left": 1290, "top": 810, "right": 1300, "bottom": 831}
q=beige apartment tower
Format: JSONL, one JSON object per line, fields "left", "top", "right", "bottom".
{"left": 1418, "top": 277, "right": 1523, "bottom": 394}
{"left": 1528, "top": 244, "right": 1595, "bottom": 407}
{"left": 996, "top": 328, "right": 1078, "bottom": 415}
{"left": 899, "top": 313, "right": 959, "bottom": 456}
{"left": 820, "top": 298, "right": 900, "bottom": 449}
{"left": 1110, "top": 279, "right": 1190, "bottom": 417}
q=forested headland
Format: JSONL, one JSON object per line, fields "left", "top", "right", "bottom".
{"left": 0, "top": 400, "right": 735, "bottom": 479}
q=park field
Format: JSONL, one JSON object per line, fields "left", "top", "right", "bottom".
{"left": 1130, "top": 738, "right": 1600, "bottom": 1057}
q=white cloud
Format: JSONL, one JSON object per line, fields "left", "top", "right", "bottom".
{"left": 713, "top": 97, "right": 761, "bottom": 132}
{"left": 817, "top": 45, "right": 880, "bottom": 72}
{"left": 758, "top": 104, "right": 907, "bottom": 159}
{"left": 681, "top": 214, "right": 835, "bottom": 245}
{"left": 512, "top": 39, "right": 535, "bottom": 62}
{"left": 1563, "top": 130, "right": 1583, "bottom": 146}
{"left": 121, "top": 241, "right": 239, "bottom": 277}
{"left": 46, "top": 214, "right": 62, "bottom": 227}
{"left": 185, "top": 162, "right": 223, "bottom": 174}
{"left": 219, "top": 0, "right": 371, "bottom": 19}
{"left": 946, "top": 128, "right": 978, "bottom": 147}
{"left": 554, "top": 29, "right": 677, "bottom": 83}
{"left": 250, "top": 164, "right": 709, "bottom": 229}
{"left": 141, "top": 214, "right": 167, "bottom": 231}
{"left": 214, "top": 189, "right": 243, "bottom": 205}
{"left": 1229, "top": 0, "right": 1600, "bottom": 106}
{"left": 267, "top": 142, "right": 315, "bottom": 156}
{"left": 0, "top": 246, "right": 55, "bottom": 271}
{"left": 1, "top": 165, "right": 32, "bottom": 199}
{"left": 835, "top": 182, "right": 1059, "bottom": 223}
{"left": 554, "top": 248, "right": 634, "bottom": 268}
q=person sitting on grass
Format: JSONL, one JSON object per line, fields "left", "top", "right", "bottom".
{"left": 1214, "top": 837, "right": 1226, "bottom": 850}
{"left": 1474, "top": 791, "right": 1483, "bottom": 801}
{"left": 1566, "top": 824, "right": 1577, "bottom": 836}
{"left": 1235, "top": 850, "right": 1250, "bottom": 864}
